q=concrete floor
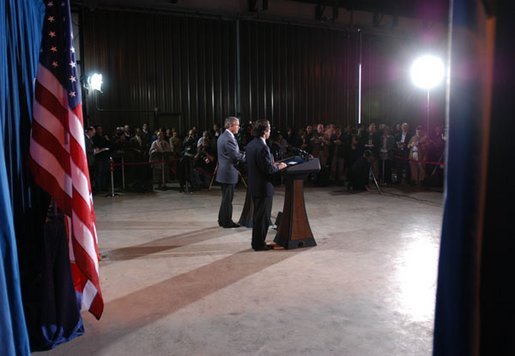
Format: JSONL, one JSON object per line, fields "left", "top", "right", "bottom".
{"left": 42, "top": 183, "right": 443, "bottom": 356}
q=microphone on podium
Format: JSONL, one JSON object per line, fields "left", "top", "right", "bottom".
{"left": 291, "top": 147, "right": 311, "bottom": 159}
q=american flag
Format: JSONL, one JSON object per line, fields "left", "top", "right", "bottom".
{"left": 29, "top": 0, "right": 103, "bottom": 319}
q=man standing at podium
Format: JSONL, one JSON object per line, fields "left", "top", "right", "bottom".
{"left": 217, "top": 117, "right": 245, "bottom": 228}
{"left": 246, "top": 120, "right": 287, "bottom": 251}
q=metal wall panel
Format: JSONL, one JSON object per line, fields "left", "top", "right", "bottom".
{"left": 80, "top": 8, "right": 434, "bottom": 134}
{"left": 239, "top": 20, "right": 360, "bottom": 131}
{"left": 81, "top": 9, "right": 237, "bottom": 135}
{"left": 359, "top": 33, "right": 446, "bottom": 129}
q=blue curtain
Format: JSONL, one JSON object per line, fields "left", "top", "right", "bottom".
{"left": 434, "top": 0, "right": 515, "bottom": 355}
{"left": 2, "top": 0, "right": 85, "bottom": 351}
{"left": 0, "top": 0, "right": 44, "bottom": 355}
{"left": 1, "top": 0, "right": 85, "bottom": 353}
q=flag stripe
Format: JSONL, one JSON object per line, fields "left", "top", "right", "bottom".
{"left": 70, "top": 146, "right": 93, "bottom": 206}
{"left": 82, "top": 280, "right": 98, "bottom": 309}
{"left": 71, "top": 211, "right": 98, "bottom": 272}
{"left": 89, "top": 292, "right": 103, "bottom": 317}
{"left": 36, "top": 67, "right": 87, "bottom": 150}
{"left": 68, "top": 105, "right": 87, "bottom": 152}
{"left": 29, "top": 0, "right": 103, "bottom": 319}
{"left": 35, "top": 80, "right": 68, "bottom": 128}
{"left": 36, "top": 65, "right": 69, "bottom": 108}
{"left": 30, "top": 120, "right": 71, "bottom": 173}
{"left": 29, "top": 156, "right": 72, "bottom": 215}
{"left": 29, "top": 139, "right": 72, "bottom": 199}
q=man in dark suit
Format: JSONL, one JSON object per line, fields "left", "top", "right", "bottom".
{"left": 84, "top": 126, "right": 95, "bottom": 190}
{"left": 216, "top": 117, "right": 245, "bottom": 228}
{"left": 394, "top": 122, "right": 412, "bottom": 183}
{"left": 246, "top": 120, "right": 287, "bottom": 251}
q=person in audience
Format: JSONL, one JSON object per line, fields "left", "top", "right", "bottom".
{"left": 304, "top": 125, "right": 314, "bottom": 153}
{"left": 344, "top": 134, "right": 363, "bottom": 184}
{"left": 197, "top": 130, "right": 210, "bottom": 149}
{"left": 149, "top": 131, "right": 172, "bottom": 189}
{"left": 379, "top": 126, "right": 396, "bottom": 184}
{"left": 112, "top": 128, "right": 129, "bottom": 156}
{"left": 177, "top": 129, "right": 197, "bottom": 192}
{"left": 169, "top": 128, "right": 182, "bottom": 158}
{"left": 193, "top": 135, "right": 216, "bottom": 189}
{"left": 426, "top": 124, "right": 446, "bottom": 186}
{"left": 211, "top": 122, "right": 221, "bottom": 141}
{"left": 283, "top": 127, "right": 294, "bottom": 145}
{"left": 408, "top": 125, "right": 429, "bottom": 186}
{"left": 123, "top": 124, "right": 131, "bottom": 139}
{"left": 347, "top": 150, "right": 374, "bottom": 192}
{"left": 310, "top": 123, "right": 326, "bottom": 164}
{"left": 394, "top": 122, "right": 412, "bottom": 184}
{"left": 165, "top": 128, "right": 172, "bottom": 141}
{"left": 270, "top": 132, "right": 288, "bottom": 161}
{"left": 85, "top": 126, "right": 95, "bottom": 189}
{"left": 128, "top": 128, "right": 150, "bottom": 192}
{"left": 141, "top": 123, "right": 151, "bottom": 148}
{"left": 91, "top": 125, "right": 110, "bottom": 193}
{"left": 330, "top": 126, "right": 346, "bottom": 185}
{"left": 364, "top": 122, "right": 381, "bottom": 179}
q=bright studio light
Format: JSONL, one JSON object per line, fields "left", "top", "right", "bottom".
{"left": 410, "top": 55, "right": 445, "bottom": 90}
{"left": 87, "top": 73, "right": 103, "bottom": 92}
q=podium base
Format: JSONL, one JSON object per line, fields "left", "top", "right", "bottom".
{"left": 273, "top": 236, "right": 317, "bottom": 250}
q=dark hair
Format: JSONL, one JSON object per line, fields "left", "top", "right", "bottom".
{"left": 252, "top": 119, "right": 271, "bottom": 137}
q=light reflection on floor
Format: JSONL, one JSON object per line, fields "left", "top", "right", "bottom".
{"left": 395, "top": 234, "right": 440, "bottom": 322}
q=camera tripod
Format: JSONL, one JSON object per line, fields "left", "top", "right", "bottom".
{"left": 369, "top": 165, "right": 382, "bottom": 194}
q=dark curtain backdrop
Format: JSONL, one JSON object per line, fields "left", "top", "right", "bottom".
{"left": 80, "top": 8, "right": 437, "bottom": 134}
{"left": 360, "top": 32, "right": 446, "bottom": 129}
{"left": 81, "top": 10, "right": 237, "bottom": 134}
{"left": 239, "top": 20, "right": 359, "bottom": 129}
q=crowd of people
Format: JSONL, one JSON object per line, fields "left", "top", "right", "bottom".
{"left": 84, "top": 123, "right": 221, "bottom": 194}
{"left": 83, "top": 119, "right": 446, "bottom": 195}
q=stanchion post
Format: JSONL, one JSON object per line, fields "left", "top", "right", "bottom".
{"left": 382, "top": 158, "right": 385, "bottom": 184}
{"left": 208, "top": 164, "right": 218, "bottom": 191}
{"left": 121, "top": 156, "right": 126, "bottom": 190}
{"left": 105, "top": 157, "right": 119, "bottom": 197}
{"left": 161, "top": 158, "right": 165, "bottom": 189}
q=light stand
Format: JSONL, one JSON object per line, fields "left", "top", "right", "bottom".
{"left": 410, "top": 54, "right": 445, "bottom": 131}
{"left": 426, "top": 90, "right": 430, "bottom": 133}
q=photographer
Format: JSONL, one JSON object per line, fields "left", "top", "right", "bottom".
{"left": 192, "top": 134, "right": 216, "bottom": 189}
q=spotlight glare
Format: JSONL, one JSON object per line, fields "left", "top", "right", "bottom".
{"left": 87, "top": 73, "right": 103, "bottom": 92}
{"left": 410, "top": 55, "right": 445, "bottom": 90}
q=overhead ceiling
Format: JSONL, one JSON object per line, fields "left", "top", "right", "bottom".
{"left": 77, "top": 0, "right": 449, "bottom": 22}
{"left": 290, "top": 0, "right": 449, "bottom": 22}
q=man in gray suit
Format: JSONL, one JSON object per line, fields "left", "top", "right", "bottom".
{"left": 216, "top": 117, "right": 245, "bottom": 228}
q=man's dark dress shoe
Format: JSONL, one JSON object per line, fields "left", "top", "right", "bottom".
{"left": 223, "top": 222, "right": 240, "bottom": 228}
{"left": 253, "top": 245, "right": 273, "bottom": 251}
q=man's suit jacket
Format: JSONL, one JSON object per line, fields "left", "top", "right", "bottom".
{"left": 216, "top": 129, "right": 244, "bottom": 184}
{"left": 246, "top": 137, "right": 279, "bottom": 197}
{"left": 395, "top": 131, "right": 412, "bottom": 157}
{"left": 84, "top": 134, "right": 95, "bottom": 167}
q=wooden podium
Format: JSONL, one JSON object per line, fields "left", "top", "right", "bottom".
{"left": 274, "top": 157, "right": 321, "bottom": 249}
